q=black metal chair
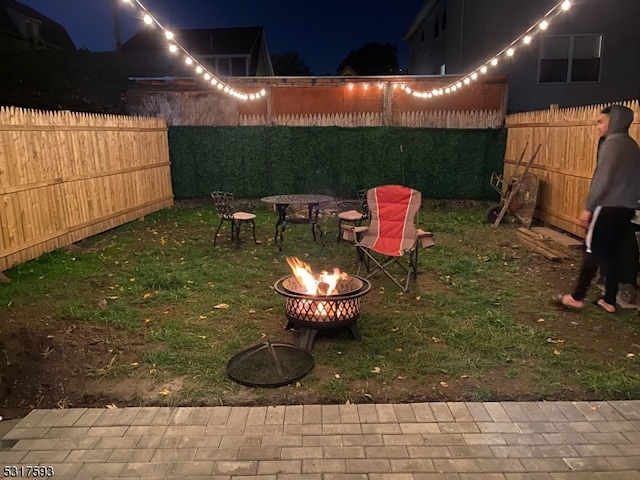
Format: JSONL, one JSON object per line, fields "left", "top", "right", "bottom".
{"left": 211, "top": 191, "right": 257, "bottom": 247}
{"left": 337, "top": 189, "right": 369, "bottom": 243}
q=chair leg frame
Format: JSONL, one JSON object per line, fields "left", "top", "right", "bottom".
{"left": 356, "top": 246, "right": 419, "bottom": 292}
{"left": 215, "top": 219, "right": 258, "bottom": 247}
{"left": 213, "top": 220, "right": 225, "bottom": 246}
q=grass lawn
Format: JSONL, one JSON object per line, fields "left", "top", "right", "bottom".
{"left": 0, "top": 201, "right": 638, "bottom": 417}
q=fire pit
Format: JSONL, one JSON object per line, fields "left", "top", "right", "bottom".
{"left": 274, "top": 257, "right": 372, "bottom": 350}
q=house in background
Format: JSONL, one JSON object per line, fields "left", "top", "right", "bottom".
{"left": 122, "top": 26, "right": 274, "bottom": 77}
{"left": 404, "top": 0, "right": 640, "bottom": 112}
{"left": 0, "top": 0, "right": 75, "bottom": 50}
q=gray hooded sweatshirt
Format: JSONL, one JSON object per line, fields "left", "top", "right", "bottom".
{"left": 585, "top": 105, "right": 640, "bottom": 212}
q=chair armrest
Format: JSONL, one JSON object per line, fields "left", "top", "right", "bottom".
{"left": 341, "top": 225, "right": 369, "bottom": 242}
{"left": 417, "top": 229, "right": 435, "bottom": 248}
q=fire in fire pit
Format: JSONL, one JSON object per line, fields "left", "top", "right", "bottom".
{"left": 274, "top": 257, "right": 371, "bottom": 350}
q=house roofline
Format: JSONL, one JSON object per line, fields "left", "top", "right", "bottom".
{"left": 403, "top": 0, "right": 437, "bottom": 40}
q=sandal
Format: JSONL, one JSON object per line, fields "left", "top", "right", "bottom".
{"left": 551, "top": 294, "right": 584, "bottom": 311}
{"left": 593, "top": 298, "right": 616, "bottom": 313}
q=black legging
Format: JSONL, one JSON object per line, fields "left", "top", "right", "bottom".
{"left": 572, "top": 206, "right": 635, "bottom": 305}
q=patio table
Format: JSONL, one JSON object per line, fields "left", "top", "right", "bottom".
{"left": 261, "top": 194, "right": 334, "bottom": 250}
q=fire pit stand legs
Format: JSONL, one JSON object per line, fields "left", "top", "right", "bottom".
{"left": 286, "top": 321, "right": 362, "bottom": 351}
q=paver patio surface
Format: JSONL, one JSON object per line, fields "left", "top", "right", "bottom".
{"left": 1, "top": 401, "right": 639, "bottom": 479}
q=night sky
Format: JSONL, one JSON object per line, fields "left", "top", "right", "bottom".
{"left": 17, "top": 0, "right": 425, "bottom": 75}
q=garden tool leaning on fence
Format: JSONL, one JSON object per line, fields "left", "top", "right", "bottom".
{"left": 487, "top": 143, "right": 542, "bottom": 228}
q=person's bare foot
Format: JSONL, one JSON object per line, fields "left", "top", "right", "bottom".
{"left": 552, "top": 294, "right": 584, "bottom": 311}
{"left": 561, "top": 294, "right": 584, "bottom": 310}
{"left": 594, "top": 298, "right": 616, "bottom": 313}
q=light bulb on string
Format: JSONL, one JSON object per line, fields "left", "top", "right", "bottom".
{"left": 471, "top": 72, "right": 478, "bottom": 80}
{"left": 480, "top": 66, "right": 488, "bottom": 74}
{"left": 490, "top": 58, "right": 498, "bottom": 66}
{"left": 561, "top": 1, "right": 571, "bottom": 10}
{"left": 126, "top": 0, "right": 265, "bottom": 101}
{"left": 540, "top": 20, "right": 549, "bottom": 30}
{"left": 507, "top": 48, "right": 515, "bottom": 56}
{"left": 523, "top": 35, "right": 532, "bottom": 44}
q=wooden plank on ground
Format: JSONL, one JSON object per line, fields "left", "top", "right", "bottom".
{"left": 517, "top": 227, "right": 545, "bottom": 241}
{"left": 530, "top": 226, "right": 583, "bottom": 247}
{"left": 516, "top": 232, "right": 563, "bottom": 261}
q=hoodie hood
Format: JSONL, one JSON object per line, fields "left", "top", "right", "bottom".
{"left": 608, "top": 105, "right": 634, "bottom": 134}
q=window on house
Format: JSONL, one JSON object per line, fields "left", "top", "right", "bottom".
{"left": 216, "top": 58, "right": 231, "bottom": 76}
{"left": 539, "top": 34, "right": 602, "bottom": 83}
{"left": 231, "top": 58, "right": 247, "bottom": 76}
{"left": 7, "top": 9, "right": 42, "bottom": 47}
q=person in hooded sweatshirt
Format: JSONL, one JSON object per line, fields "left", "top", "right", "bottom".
{"left": 557, "top": 104, "right": 640, "bottom": 313}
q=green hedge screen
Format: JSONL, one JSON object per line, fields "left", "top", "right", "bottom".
{"left": 168, "top": 126, "right": 506, "bottom": 200}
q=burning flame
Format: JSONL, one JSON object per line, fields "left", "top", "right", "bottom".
{"left": 286, "top": 256, "right": 347, "bottom": 295}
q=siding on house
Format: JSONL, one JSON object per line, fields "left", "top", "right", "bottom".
{"left": 121, "top": 26, "right": 274, "bottom": 77}
{"left": 405, "top": 0, "right": 640, "bottom": 112}
{"left": 0, "top": 0, "right": 75, "bottom": 50}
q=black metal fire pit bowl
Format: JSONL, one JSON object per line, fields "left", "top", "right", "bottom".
{"left": 274, "top": 274, "right": 372, "bottom": 350}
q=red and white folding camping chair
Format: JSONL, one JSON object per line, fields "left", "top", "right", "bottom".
{"left": 351, "top": 185, "right": 434, "bottom": 291}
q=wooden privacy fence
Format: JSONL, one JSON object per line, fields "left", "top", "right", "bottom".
{"left": 238, "top": 109, "right": 503, "bottom": 129}
{"left": 0, "top": 107, "right": 173, "bottom": 274}
{"left": 505, "top": 100, "right": 640, "bottom": 238}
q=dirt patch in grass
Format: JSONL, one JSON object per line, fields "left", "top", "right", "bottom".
{"left": 1, "top": 207, "right": 638, "bottom": 419}
{"left": 0, "top": 312, "right": 153, "bottom": 416}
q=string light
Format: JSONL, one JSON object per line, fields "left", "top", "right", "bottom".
{"left": 403, "top": 0, "right": 573, "bottom": 99}
{"left": 120, "top": 0, "right": 266, "bottom": 101}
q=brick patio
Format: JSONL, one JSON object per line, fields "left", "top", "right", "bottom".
{"left": 1, "top": 401, "right": 639, "bottom": 479}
